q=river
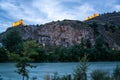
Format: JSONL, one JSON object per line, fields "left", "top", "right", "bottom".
{"left": 0, "top": 62, "right": 120, "bottom": 80}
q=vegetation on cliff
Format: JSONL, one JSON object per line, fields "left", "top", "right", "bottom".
{"left": 0, "top": 12, "right": 120, "bottom": 62}
{"left": 0, "top": 28, "right": 120, "bottom": 62}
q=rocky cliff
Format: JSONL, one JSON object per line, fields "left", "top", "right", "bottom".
{"left": 0, "top": 20, "right": 94, "bottom": 47}
{"left": 0, "top": 12, "right": 120, "bottom": 50}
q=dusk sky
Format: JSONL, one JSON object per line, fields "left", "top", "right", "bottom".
{"left": 0, "top": 0, "right": 120, "bottom": 33}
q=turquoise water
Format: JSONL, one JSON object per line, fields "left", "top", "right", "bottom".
{"left": 0, "top": 62, "right": 120, "bottom": 80}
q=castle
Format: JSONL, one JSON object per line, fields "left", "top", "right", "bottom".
{"left": 12, "top": 19, "right": 25, "bottom": 27}
{"left": 85, "top": 13, "right": 99, "bottom": 21}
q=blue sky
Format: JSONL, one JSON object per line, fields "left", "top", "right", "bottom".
{"left": 0, "top": 0, "right": 120, "bottom": 33}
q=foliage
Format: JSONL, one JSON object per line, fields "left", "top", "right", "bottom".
{"left": 1, "top": 29, "right": 120, "bottom": 62}
{"left": 23, "top": 40, "right": 39, "bottom": 58}
{"left": 8, "top": 40, "right": 38, "bottom": 80}
{"left": 32, "top": 46, "right": 46, "bottom": 62}
{"left": 89, "top": 22, "right": 100, "bottom": 36}
{"left": 7, "top": 52, "right": 20, "bottom": 61}
{"left": 51, "top": 72, "right": 60, "bottom": 80}
{"left": 73, "top": 54, "right": 89, "bottom": 80}
{"left": 46, "top": 65, "right": 120, "bottom": 80}
{"left": 0, "top": 46, "right": 8, "bottom": 62}
{"left": 2, "top": 29, "right": 23, "bottom": 54}
{"left": 51, "top": 72, "right": 72, "bottom": 80}
{"left": 91, "top": 70, "right": 110, "bottom": 80}
{"left": 90, "top": 65, "right": 120, "bottom": 80}
{"left": 113, "top": 65, "right": 120, "bottom": 80}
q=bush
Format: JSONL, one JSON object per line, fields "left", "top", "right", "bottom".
{"left": 113, "top": 65, "right": 120, "bottom": 80}
{"left": 91, "top": 70, "right": 110, "bottom": 80}
{"left": 51, "top": 72, "right": 72, "bottom": 80}
{"left": 73, "top": 54, "right": 89, "bottom": 80}
{"left": 0, "top": 47, "right": 8, "bottom": 62}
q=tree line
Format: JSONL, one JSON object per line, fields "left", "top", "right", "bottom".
{"left": 0, "top": 28, "right": 120, "bottom": 62}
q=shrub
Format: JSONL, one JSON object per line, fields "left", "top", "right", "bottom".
{"left": 51, "top": 72, "right": 72, "bottom": 80}
{"left": 91, "top": 70, "right": 110, "bottom": 80}
{"left": 113, "top": 65, "right": 120, "bottom": 80}
{"left": 73, "top": 54, "right": 89, "bottom": 80}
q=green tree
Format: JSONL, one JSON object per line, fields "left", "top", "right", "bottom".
{"left": 73, "top": 54, "right": 89, "bottom": 80}
{"left": 8, "top": 40, "right": 39, "bottom": 80}
{"left": 85, "top": 39, "right": 92, "bottom": 48}
{"left": 89, "top": 22, "right": 99, "bottom": 36}
{"left": 95, "top": 35, "right": 109, "bottom": 51}
{"left": 113, "top": 65, "right": 120, "bottom": 80}
{"left": 2, "top": 29, "right": 23, "bottom": 54}
{"left": 69, "top": 44, "right": 82, "bottom": 61}
{"left": 0, "top": 46, "right": 8, "bottom": 62}
{"left": 32, "top": 46, "right": 46, "bottom": 62}
{"left": 91, "top": 70, "right": 110, "bottom": 80}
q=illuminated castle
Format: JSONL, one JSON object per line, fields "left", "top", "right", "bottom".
{"left": 12, "top": 19, "right": 25, "bottom": 27}
{"left": 85, "top": 13, "right": 99, "bottom": 21}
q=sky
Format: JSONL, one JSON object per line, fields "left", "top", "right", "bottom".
{"left": 0, "top": 0, "right": 120, "bottom": 33}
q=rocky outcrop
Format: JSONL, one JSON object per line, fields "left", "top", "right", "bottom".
{"left": 0, "top": 12, "right": 120, "bottom": 50}
{"left": 9, "top": 20, "right": 94, "bottom": 47}
{"left": 36, "top": 20, "right": 94, "bottom": 47}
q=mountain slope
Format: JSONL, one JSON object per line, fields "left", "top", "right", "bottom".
{"left": 0, "top": 20, "right": 94, "bottom": 47}
{"left": 0, "top": 12, "right": 120, "bottom": 50}
{"left": 85, "top": 12, "right": 120, "bottom": 50}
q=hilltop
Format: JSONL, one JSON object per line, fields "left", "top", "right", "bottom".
{"left": 0, "top": 12, "right": 120, "bottom": 50}
{"left": 85, "top": 12, "right": 120, "bottom": 26}
{"left": 85, "top": 11, "right": 120, "bottom": 50}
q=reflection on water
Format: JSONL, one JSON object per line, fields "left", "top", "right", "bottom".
{"left": 0, "top": 62, "right": 120, "bottom": 80}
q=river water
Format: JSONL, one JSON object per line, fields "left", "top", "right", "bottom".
{"left": 0, "top": 62, "right": 120, "bottom": 80}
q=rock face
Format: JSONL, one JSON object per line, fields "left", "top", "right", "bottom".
{"left": 36, "top": 20, "right": 94, "bottom": 47}
{"left": 0, "top": 12, "right": 120, "bottom": 49}
{"left": 8, "top": 20, "right": 94, "bottom": 47}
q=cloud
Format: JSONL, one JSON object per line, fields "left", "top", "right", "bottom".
{"left": 0, "top": 0, "right": 119, "bottom": 33}
{"left": 74, "top": 3, "right": 96, "bottom": 20}
{"left": 33, "top": 0, "right": 96, "bottom": 21}
{"left": 0, "top": 1, "right": 46, "bottom": 23}
{"left": 114, "top": 5, "right": 120, "bottom": 11}
{"left": 0, "top": 21, "right": 11, "bottom": 33}
{"left": 32, "top": 0, "right": 74, "bottom": 20}
{"left": 0, "top": 0, "right": 96, "bottom": 25}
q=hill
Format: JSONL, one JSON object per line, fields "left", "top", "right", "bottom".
{"left": 85, "top": 11, "right": 120, "bottom": 50}
{"left": 0, "top": 12, "right": 120, "bottom": 50}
